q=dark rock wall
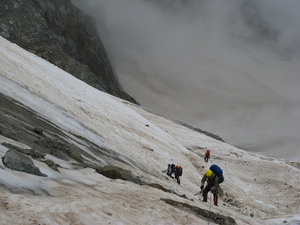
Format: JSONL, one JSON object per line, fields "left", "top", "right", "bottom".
{"left": 0, "top": 0, "right": 137, "bottom": 103}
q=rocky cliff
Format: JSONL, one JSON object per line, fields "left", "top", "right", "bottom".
{"left": 0, "top": 0, "right": 137, "bottom": 103}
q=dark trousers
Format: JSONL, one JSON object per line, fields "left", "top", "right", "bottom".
{"left": 204, "top": 156, "right": 209, "bottom": 162}
{"left": 202, "top": 185, "right": 218, "bottom": 205}
{"left": 175, "top": 175, "right": 180, "bottom": 184}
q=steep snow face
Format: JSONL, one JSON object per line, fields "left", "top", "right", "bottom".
{"left": 71, "top": 0, "right": 300, "bottom": 161}
{"left": 0, "top": 37, "right": 300, "bottom": 224}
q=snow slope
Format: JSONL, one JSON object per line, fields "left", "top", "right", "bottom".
{"left": 0, "top": 37, "right": 300, "bottom": 224}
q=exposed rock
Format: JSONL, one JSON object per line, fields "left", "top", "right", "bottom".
{"left": 147, "top": 183, "right": 175, "bottom": 194}
{"left": 0, "top": 0, "right": 137, "bottom": 104}
{"left": 69, "top": 151, "right": 84, "bottom": 163}
{"left": 147, "top": 183, "right": 188, "bottom": 199}
{"left": 96, "top": 165, "right": 145, "bottom": 185}
{"left": 34, "top": 138, "right": 71, "bottom": 161}
{"left": 43, "top": 159, "right": 60, "bottom": 172}
{"left": 2, "top": 149, "right": 47, "bottom": 177}
{"left": 161, "top": 198, "right": 237, "bottom": 225}
{"left": 0, "top": 93, "right": 141, "bottom": 172}
{"left": 2, "top": 143, "right": 46, "bottom": 159}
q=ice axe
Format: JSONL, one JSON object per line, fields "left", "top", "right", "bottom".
{"left": 194, "top": 190, "right": 203, "bottom": 195}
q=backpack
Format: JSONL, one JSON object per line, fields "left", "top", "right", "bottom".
{"left": 210, "top": 164, "right": 224, "bottom": 183}
{"left": 171, "top": 164, "right": 176, "bottom": 174}
{"left": 176, "top": 165, "right": 183, "bottom": 176}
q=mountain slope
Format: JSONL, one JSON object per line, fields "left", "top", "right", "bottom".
{"left": 0, "top": 0, "right": 136, "bottom": 103}
{"left": 0, "top": 37, "right": 299, "bottom": 224}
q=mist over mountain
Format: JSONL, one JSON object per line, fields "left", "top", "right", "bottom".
{"left": 71, "top": 0, "right": 300, "bottom": 161}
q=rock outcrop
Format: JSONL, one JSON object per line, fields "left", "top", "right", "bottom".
{"left": 0, "top": 0, "right": 137, "bottom": 103}
{"left": 2, "top": 149, "right": 47, "bottom": 177}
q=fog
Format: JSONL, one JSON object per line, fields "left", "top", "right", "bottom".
{"left": 72, "top": 0, "right": 300, "bottom": 59}
{"left": 71, "top": 0, "right": 300, "bottom": 161}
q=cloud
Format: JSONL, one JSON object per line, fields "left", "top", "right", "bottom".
{"left": 72, "top": 0, "right": 300, "bottom": 58}
{"left": 255, "top": 0, "right": 300, "bottom": 57}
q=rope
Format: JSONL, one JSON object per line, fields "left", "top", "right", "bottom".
{"left": 208, "top": 192, "right": 212, "bottom": 225}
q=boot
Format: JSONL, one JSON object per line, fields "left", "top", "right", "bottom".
{"left": 214, "top": 197, "right": 218, "bottom": 206}
{"left": 203, "top": 196, "right": 208, "bottom": 202}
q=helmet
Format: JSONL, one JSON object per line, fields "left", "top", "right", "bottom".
{"left": 205, "top": 170, "right": 213, "bottom": 177}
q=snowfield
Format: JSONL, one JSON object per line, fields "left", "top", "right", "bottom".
{"left": 0, "top": 37, "right": 299, "bottom": 224}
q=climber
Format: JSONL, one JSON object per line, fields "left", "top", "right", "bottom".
{"left": 174, "top": 165, "right": 183, "bottom": 184}
{"left": 165, "top": 164, "right": 183, "bottom": 184}
{"left": 167, "top": 164, "right": 176, "bottom": 178}
{"left": 204, "top": 149, "right": 211, "bottom": 163}
{"left": 200, "top": 169, "right": 219, "bottom": 206}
